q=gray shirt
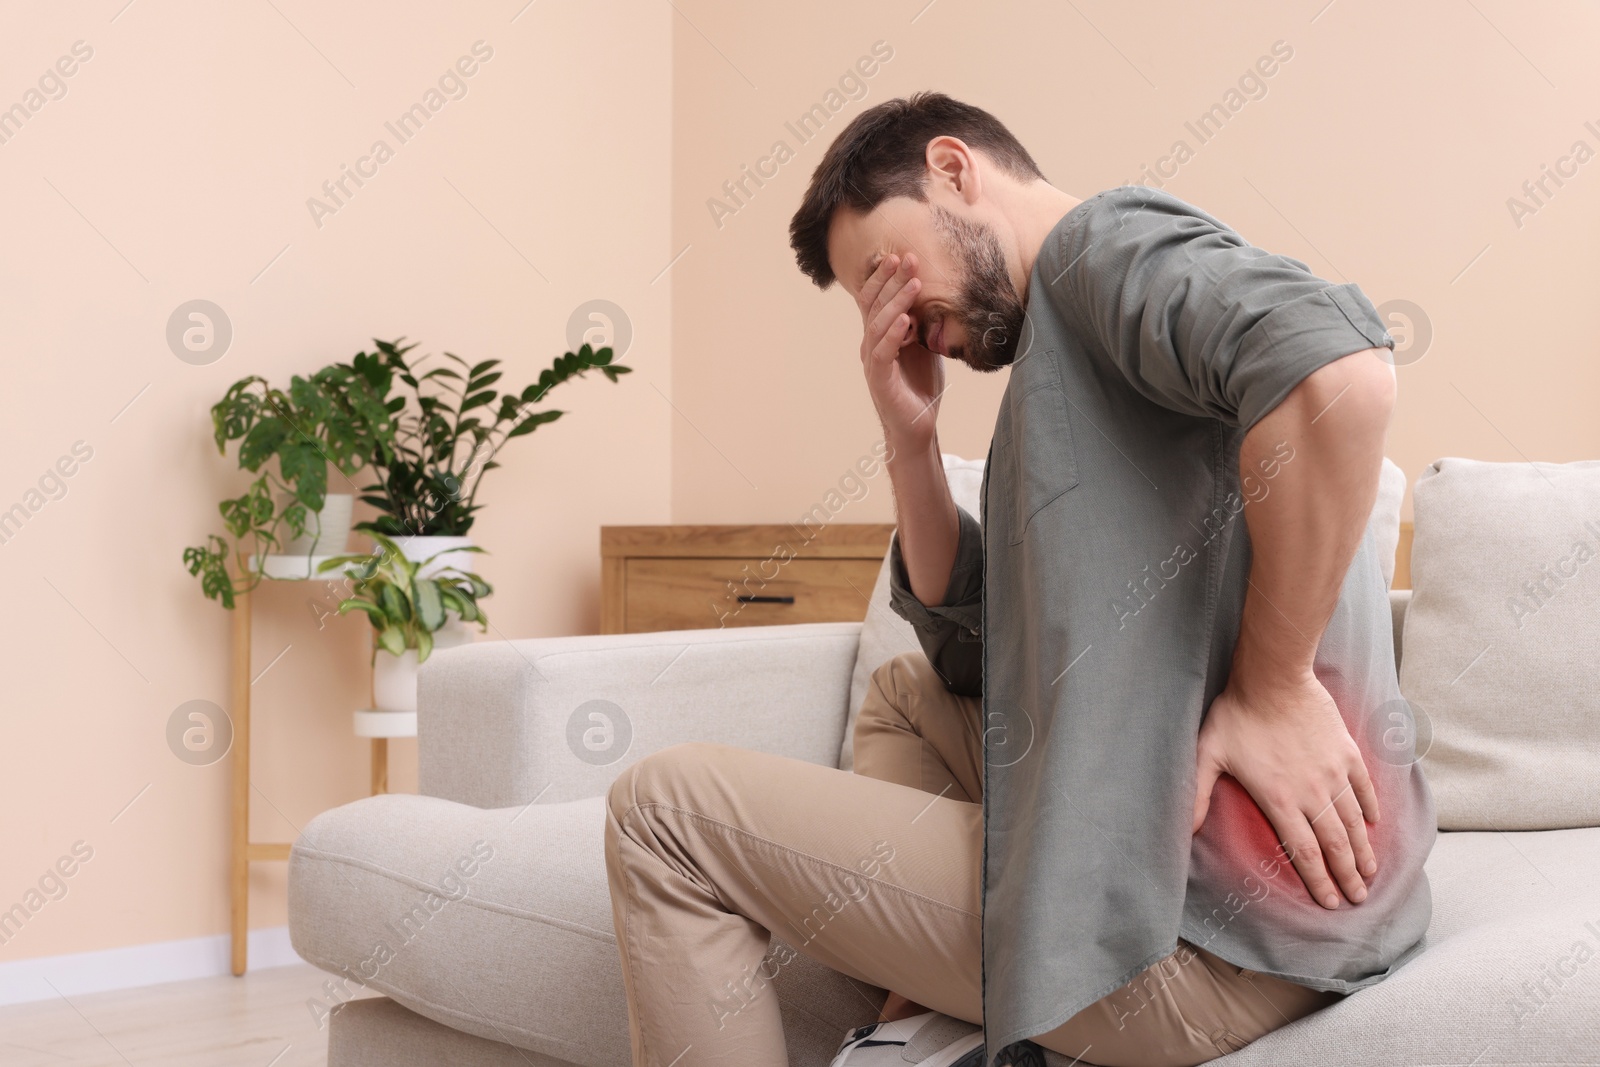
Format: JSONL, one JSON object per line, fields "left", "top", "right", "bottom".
{"left": 886, "top": 185, "right": 1435, "bottom": 1062}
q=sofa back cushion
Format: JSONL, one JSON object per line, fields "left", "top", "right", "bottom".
{"left": 1401, "top": 457, "right": 1600, "bottom": 830}
{"left": 839, "top": 455, "right": 1406, "bottom": 771}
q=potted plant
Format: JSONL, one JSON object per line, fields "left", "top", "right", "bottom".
{"left": 183, "top": 364, "right": 396, "bottom": 605}
{"left": 336, "top": 338, "right": 630, "bottom": 569}
{"left": 318, "top": 531, "right": 492, "bottom": 733}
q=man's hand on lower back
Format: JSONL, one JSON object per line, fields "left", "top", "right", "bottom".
{"left": 1192, "top": 671, "right": 1381, "bottom": 909}
{"left": 1194, "top": 350, "right": 1394, "bottom": 910}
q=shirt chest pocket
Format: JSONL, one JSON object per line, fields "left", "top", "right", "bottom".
{"left": 988, "top": 370, "right": 1081, "bottom": 546}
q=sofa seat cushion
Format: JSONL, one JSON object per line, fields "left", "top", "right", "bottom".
{"left": 328, "top": 996, "right": 581, "bottom": 1067}
{"left": 289, "top": 793, "right": 884, "bottom": 1067}
{"left": 293, "top": 801, "right": 1600, "bottom": 1066}
{"left": 1210, "top": 826, "right": 1600, "bottom": 1065}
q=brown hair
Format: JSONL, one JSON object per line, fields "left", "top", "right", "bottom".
{"left": 788, "top": 91, "right": 1046, "bottom": 289}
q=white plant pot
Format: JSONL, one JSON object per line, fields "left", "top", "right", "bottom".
{"left": 279, "top": 493, "right": 355, "bottom": 556}
{"left": 369, "top": 621, "right": 475, "bottom": 714}
{"left": 393, "top": 534, "right": 477, "bottom": 578}
{"left": 352, "top": 708, "right": 416, "bottom": 738}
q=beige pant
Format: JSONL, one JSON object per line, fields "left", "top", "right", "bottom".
{"left": 604, "top": 652, "right": 1340, "bottom": 1067}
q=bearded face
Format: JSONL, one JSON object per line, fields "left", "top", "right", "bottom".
{"left": 928, "top": 205, "right": 1028, "bottom": 373}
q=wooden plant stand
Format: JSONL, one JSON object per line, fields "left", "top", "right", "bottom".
{"left": 229, "top": 559, "right": 389, "bottom": 976}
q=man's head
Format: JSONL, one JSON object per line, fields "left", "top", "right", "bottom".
{"left": 789, "top": 91, "right": 1047, "bottom": 372}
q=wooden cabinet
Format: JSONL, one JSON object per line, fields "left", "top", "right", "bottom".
{"left": 600, "top": 524, "right": 896, "bottom": 634}
{"left": 598, "top": 520, "right": 1416, "bottom": 634}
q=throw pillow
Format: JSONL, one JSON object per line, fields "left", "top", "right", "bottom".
{"left": 1400, "top": 457, "right": 1600, "bottom": 830}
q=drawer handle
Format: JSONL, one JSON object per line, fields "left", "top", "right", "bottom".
{"left": 737, "top": 594, "right": 795, "bottom": 604}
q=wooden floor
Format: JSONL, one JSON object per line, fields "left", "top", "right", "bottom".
{"left": 0, "top": 964, "right": 372, "bottom": 1066}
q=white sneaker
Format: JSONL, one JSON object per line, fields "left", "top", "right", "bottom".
{"left": 827, "top": 1010, "right": 986, "bottom": 1067}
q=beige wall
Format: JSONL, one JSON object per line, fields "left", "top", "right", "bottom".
{"left": 3, "top": 0, "right": 1598, "bottom": 967}
{"left": 0, "top": 2, "right": 671, "bottom": 963}
{"left": 671, "top": 0, "right": 1600, "bottom": 525}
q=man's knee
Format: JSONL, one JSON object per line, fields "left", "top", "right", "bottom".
{"left": 866, "top": 652, "right": 941, "bottom": 711}
{"left": 606, "top": 741, "right": 728, "bottom": 824}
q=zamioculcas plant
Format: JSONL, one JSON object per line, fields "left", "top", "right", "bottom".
{"left": 317, "top": 531, "right": 491, "bottom": 663}
{"left": 346, "top": 337, "right": 631, "bottom": 537}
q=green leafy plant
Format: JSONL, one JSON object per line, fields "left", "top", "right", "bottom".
{"left": 181, "top": 331, "right": 626, "bottom": 608}
{"left": 317, "top": 531, "right": 491, "bottom": 663}
{"left": 348, "top": 337, "right": 631, "bottom": 537}
{"left": 182, "top": 364, "right": 398, "bottom": 609}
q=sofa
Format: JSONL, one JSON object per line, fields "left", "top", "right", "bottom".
{"left": 288, "top": 455, "right": 1600, "bottom": 1066}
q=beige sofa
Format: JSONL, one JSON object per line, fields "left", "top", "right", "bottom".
{"left": 288, "top": 456, "right": 1600, "bottom": 1065}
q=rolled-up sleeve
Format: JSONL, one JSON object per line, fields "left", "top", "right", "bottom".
{"left": 885, "top": 503, "right": 984, "bottom": 697}
{"left": 1053, "top": 186, "right": 1396, "bottom": 431}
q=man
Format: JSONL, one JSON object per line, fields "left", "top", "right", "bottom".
{"left": 605, "top": 91, "right": 1433, "bottom": 1067}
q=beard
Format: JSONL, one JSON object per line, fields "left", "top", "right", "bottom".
{"left": 928, "top": 205, "right": 1027, "bottom": 373}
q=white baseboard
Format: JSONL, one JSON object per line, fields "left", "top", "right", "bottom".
{"left": 0, "top": 925, "right": 304, "bottom": 1007}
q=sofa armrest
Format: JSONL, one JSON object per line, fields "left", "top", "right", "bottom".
{"left": 417, "top": 621, "right": 862, "bottom": 808}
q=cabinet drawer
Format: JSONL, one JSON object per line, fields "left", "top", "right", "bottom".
{"left": 624, "top": 557, "right": 884, "bottom": 632}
